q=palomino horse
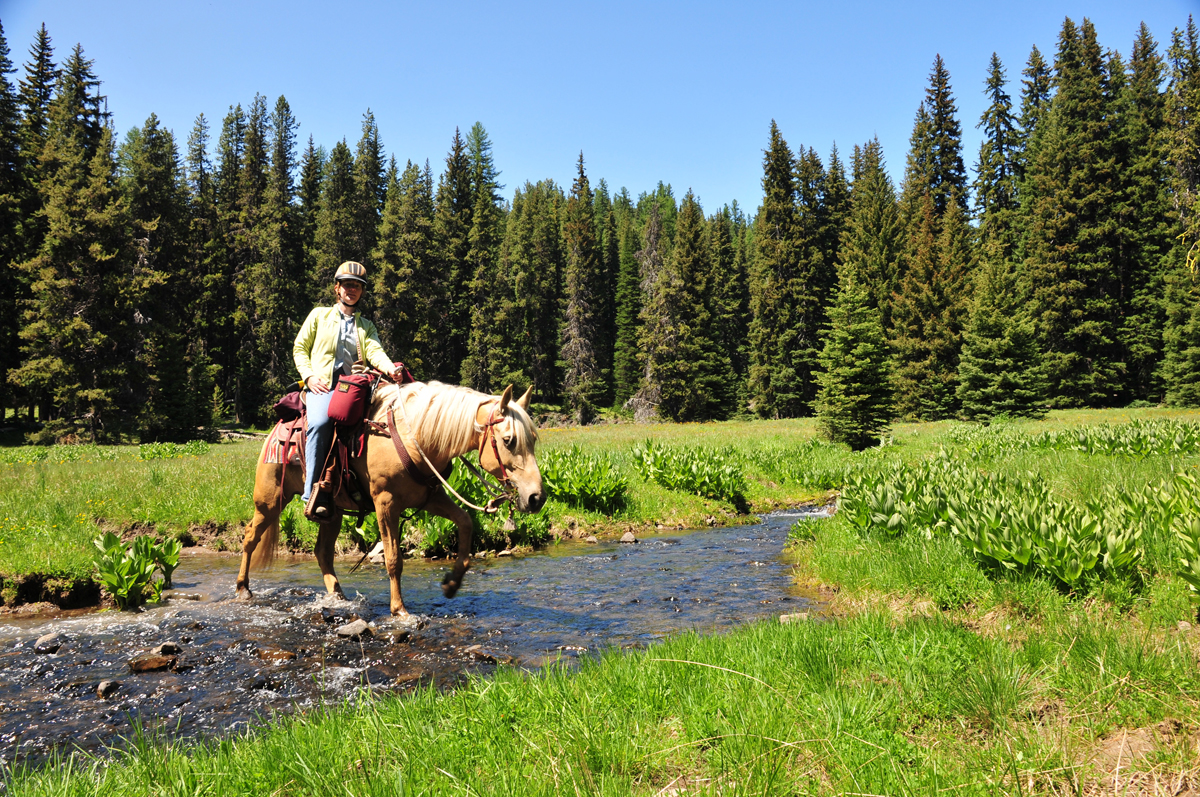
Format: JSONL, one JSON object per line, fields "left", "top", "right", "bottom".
{"left": 235, "top": 381, "right": 545, "bottom": 615}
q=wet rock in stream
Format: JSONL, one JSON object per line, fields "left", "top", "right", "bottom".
{"left": 34, "top": 633, "right": 62, "bottom": 654}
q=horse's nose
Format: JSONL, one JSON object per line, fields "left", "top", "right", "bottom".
{"left": 526, "top": 489, "right": 546, "bottom": 513}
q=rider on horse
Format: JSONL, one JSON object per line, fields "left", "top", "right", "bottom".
{"left": 293, "top": 261, "right": 405, "bottom": 519}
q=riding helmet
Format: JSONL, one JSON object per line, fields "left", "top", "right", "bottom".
{"left": 334, "top": 261, "right": 368, "bottom": 285}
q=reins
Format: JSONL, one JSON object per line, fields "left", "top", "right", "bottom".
{"left": 391, "top": 386, "right": 516, "bottom": 514}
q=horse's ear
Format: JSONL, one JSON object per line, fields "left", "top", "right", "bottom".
{"left": 499, "top": 384, "right": 513, "bottom": 413}
{"left": 517, "top": 385, "right": 533, "bottom": 411}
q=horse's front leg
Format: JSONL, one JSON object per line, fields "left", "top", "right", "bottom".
{"left": 423, "top": 490, "right": 474, "bottom": 598}
{"left": 374, "top": 492, "right": 409, "bottom": 616}
{"left": 314, "top": 510, "right": 346, "bottom": 599}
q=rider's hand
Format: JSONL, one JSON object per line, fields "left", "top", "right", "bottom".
{"left": 306, "top": 377, "right": 330, "bottom": 394}
{"left": 392, "top": 368, "right": 405, "bottom": 383}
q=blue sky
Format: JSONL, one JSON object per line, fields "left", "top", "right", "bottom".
{"left": 2, "top": 0, "right": 1194, "bottom": 212}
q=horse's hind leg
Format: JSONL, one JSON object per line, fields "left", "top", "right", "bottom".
{"left": 237, "top": 462, "right": 288, "bottom": 600}
{"left": 314, "top": 511, "right": 346, "bottom": 599}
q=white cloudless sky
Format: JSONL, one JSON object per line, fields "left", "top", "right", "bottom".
{"left": 2, "top": 0, "right": 1194, "bottom": 212}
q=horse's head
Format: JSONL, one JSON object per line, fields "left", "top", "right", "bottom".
{"left": 479, "top": 385, "right": 545, "bottom": 513}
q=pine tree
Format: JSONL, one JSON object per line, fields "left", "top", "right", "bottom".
{"left": 12, "top": 50, "right": 139, "bottom": 441}
{"left": 814, "top": 263, "right": 893, "bottom": 451}
{"left": 709, "top": 205, "right": 749, "bottom": 404}
{"left": 612, "top": 189, "right": 642, "bottom": 405}
{"left": 1117, "top": 25, "right": 1173, "bottom": 400}
{"left": 821, "top": 144, "right": 851, "bottom": 276}
{"left": 628, "top": 203, "right": 669, "bottom": 420}
{"left": 312, "top": 139, "right": 356, "bottom": 288}
{"left": 1017, "top": 45, "right": 1052, "bottom": 183}
{"left": 974, "top": 53, "right": 1021, "bottom": 264}
{"left": 560, "top": 153, "right": 603, "bottom": 423}
{"left": 373, "top": 159, "right": 436, "bottom": 377}
{"left": 0, "top": 22, "right": 23, "bottom": 415}
{"left": 118, "top": 114, "right": 197, "bottom": 439}
{"left": 183, "top": 112, "right": 218, "bottom": 428}
{"left": 593, "top": 179, "right": 618, "bottom": 405}
{"left": 432, "top": 128, "right": 473, "bottom": 382}
{"left": 1023, "top": 17, "right": 1125, "bottom": 406}
{"left": 956, "top": 256, "right": 1047, "bottom": 420}
{"left": 840, "top": 138, "right": 902, "bottom": 329}
{"left": 635, "top": 191, "right": 729, "bottom": 421}
{"left": 748, "top": 120, "right": 811, "bottom": 418}
{"left": 1161, "top": 17, "right": 1200, "bottom": 406}
{"left": 490, "top": 179, "right": 564, "bottom": 396}
{"left": 352, "top": 110, "right": 384, "bottom": 270}
{"left": 461, "top": 122, "right": 506, "bottom": 391}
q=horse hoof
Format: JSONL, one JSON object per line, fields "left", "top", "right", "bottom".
{"left": 441, "top": 577, "right": 459, "bottom": 599}
{"left": 235, "top": 588, "right": 253, "bottom": 602}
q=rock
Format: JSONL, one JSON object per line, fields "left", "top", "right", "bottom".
{"left": 96, "top": 680, "right": 120, "bottom": 699}
{"left": 128, "top": 655, "right": 177, "bottom": 673}
{"left": 34, "top": 633, "right": 62, "bottom": 654}
{"left": 335, "top": 619, "right": 372, "bottom": 639}
{"left": 367, "top": 541, "right": 385, "bottom": 565}
{"left": 705, "top": 516, "right": 717, "bottom": 527}
{"left": 619, "top": 531, "right": 637, "bottom": 544}
{"left": 1179, "top": 620, "right": 1193, "bottom": 632}
{"left": 256, "top": 644, "right": 297, "bottom": 662}
{"left": 462, "top": 645, "right": 497, "bottom": 663}
{"left": 376, "top": 628, "right": 412, "bottom": 644}
{"left": 779, "top": 612, "right": 810, "bottom": 624}
{"left": 152, "top": 642, "right": 181, "bottom": 656}
{"left": 585, "top": 535, "right": 598, "bottom": 544}
{"left": 162, "top": 591, "right": 201, "bottom": 601}
{"left": 497, "top": 549, "right": 513, "bottom": 557}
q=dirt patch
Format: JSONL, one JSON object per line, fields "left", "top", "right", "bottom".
{"left": 1082, "top": 724, "right": 1200, "bottom": 795}
{"left": 181, "top": 521, "right": 242, "bottom": 551}
{"left": 0, "top": 573, "right": 100, "bottom": 610}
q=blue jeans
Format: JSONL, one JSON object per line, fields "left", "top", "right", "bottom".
{"left": 302, "top": 390, "right": 334, "bottom": 502}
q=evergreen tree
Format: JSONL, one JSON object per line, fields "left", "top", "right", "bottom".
{"left": 1022, "top": 17, "right": 1125, "bottom": 406}
{"left": 636, "top": 191, "right": 729, "bottom": 421}
{"left": 0, "top": 22, "right": 23, "bottom": 414}
{"left": 1118, "top": 25, "right": 1172, "bottom": 400}
{"left": 1161, "top": 17, "right": 1200, "bottom": 406}
{"left": 17, "top": 24, "right": 55, "bottom": 160}
{"left": 974, "top": 53, "right": 1021, "bottom": 264}
{"left": 593, "top": 179, "right": 618, "bottom": 405}
{"left": 814, "top": 262, "right": 893, "bottom": 451}
{"left": 352, "top": 110, "right": 384, "bottom": 270}
{"left": 118, "top": 114, "right": 196, "bottom": 438}
{"left": 821, "top": 144, "right": 851, "bottom": 276}
{"left": 373, "top": 159, "right": 435, "bottom": 376}
{"left": 312, "top": 139, "right": 356, "bottom": 288}
{"left": 431, "top": 128, "right": 472, "bottom": 382}
{"left": 1017, "top": 44, "right": 1053, "bottom": 183}
{"left": 956, "top": 256, "right": 1047, "bottom": 420}
{"left": 12, "top": 51, "right": 140, "bottom": 441}
{"left": 490, "top": 179, "right": 564, "bottom": 396}
{"left": 709, "top": 205, "right": 750, "bottom": 403}
{"left": 612, "top": 189, "right": 642, "bottom": 405}
{"left": 183, "top": 113, "right": 218, "bottom": 428}
{"left": 560, "top": 153, "right": 603, "bottom": 423}
{"left": 461, "top": 122, "right": 506, "bottom": 391}
{"left": 748, "top": 121, "right": 815, "bottom": 418}
{"left": 840, "top": 139, "right": 902, "bottom": 329}
{"left": 296, "top": 135, "right": 323, "bottom": 290}
{"left": 628, "top": 203, "right": 669, "bottom": 419}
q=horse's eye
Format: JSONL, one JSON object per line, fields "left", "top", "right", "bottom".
{"left": 503, "top": 436, "right": 514, "bottom": 448}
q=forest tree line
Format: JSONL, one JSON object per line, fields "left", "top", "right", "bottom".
{"left": 0, "top": 15, "right": 1198, "bottom": 443}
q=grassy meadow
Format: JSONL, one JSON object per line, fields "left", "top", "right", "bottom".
{"left": 8, "top": 408, "right": 1200, "bottom": 793}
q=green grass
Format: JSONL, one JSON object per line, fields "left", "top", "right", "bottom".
{"left": 9, "top": 409, "right": 1200, "bottom": 791}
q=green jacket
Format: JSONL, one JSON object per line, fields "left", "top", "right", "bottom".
{"left": 293, "top": 307, "right": 394, "bottom": 386}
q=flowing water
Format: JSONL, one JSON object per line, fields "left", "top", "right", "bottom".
{"left": 0, "top": 507, "right": 827, "bottom": 767}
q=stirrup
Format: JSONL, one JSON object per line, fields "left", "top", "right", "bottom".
{"left": 304, "top": 485, "right": 333, "bottom": 521}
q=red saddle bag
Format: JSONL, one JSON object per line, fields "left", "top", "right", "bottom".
{"left": 327, "top": 373, "right": 375, "bottom": 426}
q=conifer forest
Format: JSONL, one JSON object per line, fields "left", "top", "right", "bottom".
{"left": 1, "top": 15, "right": 1199, "bottom": 443}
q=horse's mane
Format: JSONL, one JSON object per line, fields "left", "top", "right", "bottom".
{"left": 371, "top": 380, "right": 537, "bottom": 458}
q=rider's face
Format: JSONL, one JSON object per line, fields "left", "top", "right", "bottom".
{"left": 337, "top": 280, "right": 363, "bottom": 306}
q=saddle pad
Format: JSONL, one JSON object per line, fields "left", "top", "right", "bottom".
{"left": 260, "top": 420, "right": 305, "bottom": 466}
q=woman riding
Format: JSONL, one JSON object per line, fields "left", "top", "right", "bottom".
{"left": 293, "top": 261, "right": 403, "bottom": 519}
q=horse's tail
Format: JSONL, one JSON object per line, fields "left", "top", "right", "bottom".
{"left": 249, "top": 516, "right": 280, "bottom": 571}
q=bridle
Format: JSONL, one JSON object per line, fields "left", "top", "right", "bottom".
{"left": 477, "top": 404, "right": 513, "bottom": 490}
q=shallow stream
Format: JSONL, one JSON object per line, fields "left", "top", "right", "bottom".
{"left": 0, "top": 507, "right": 826, "bottom": 766}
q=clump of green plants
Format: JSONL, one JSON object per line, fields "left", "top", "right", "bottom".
{"left": 631, "top": 439, "right": 747, "bottom": 510}
{"left": 945, "top": 418, "right": 1200, "bottom": 461}
{"left": 838, "top": 459, "right": 1199, "bottom": 591}
{"left": 540, "top": 444, "right": 628, "bottom": 514}
{"left": 138, "top": 440, "right": 210, "bottom": 460}
{"left": 93, "top": 532, "right": 181, "bottom": 609}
